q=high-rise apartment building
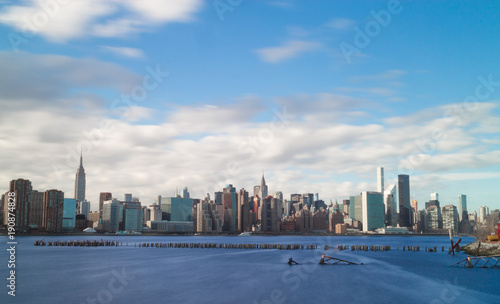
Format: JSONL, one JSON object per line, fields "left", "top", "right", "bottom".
{"left": 442, "top": 205, "right": 459, "bottom": 232}
{"left": 425, "top": 205, "right": 442, "bottom": 230}
{"left": 5, "top": 179, "right": 32, "bottom": 233}
{"left": 478, "top": 206, "right": 489, "bottom": 224}
{"left": 343, "top": 199, "right": 350, "bottom": 215}
{"left": 195, "top": 201, "right": 213, "bottom": 232}
{"left": 0, "top": 194, "right": 4, "bottom": 226}
{"left": 29, "top": 189, "right": 43, "bottom": 229}
{"left": 468, "top": 210, "right": 477, "bottom": 223}
{"left": 147, "top": 205, "right": 162, "bottom": 222}
{"left": 295, "top": 205, "right": 313, "bottom": 232}
{"left": 42, "top": 189, "right": 64, "bottom": 233}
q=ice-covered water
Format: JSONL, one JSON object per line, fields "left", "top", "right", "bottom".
{"left": 1, "top": 235, "right": 499, "bottom": 304}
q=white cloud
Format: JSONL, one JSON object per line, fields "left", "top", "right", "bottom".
{"left": 0, "top": 54, "right": 498, "bottom": 211}
{"left": 121, "top": 0, "right": 202, "bottom": 22}
{"left": 0, "top": 51, "right": 141, "bottom": 102}
{"left": 102, "top": 46, "right": 145, "bottom": 59}
{"left": 0, "top": 0, "right": 203, "bottom": 42}
{"left": 255, "top": 40, "right": 321, "bottom": 63}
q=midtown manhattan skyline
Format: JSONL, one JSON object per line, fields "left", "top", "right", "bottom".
{"left": 0, "top": 1, "right": 499, "bottom": 212}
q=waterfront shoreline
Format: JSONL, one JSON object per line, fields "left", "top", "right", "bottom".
{"left": 0, "top": 231, "right": 471, "bottom": 238}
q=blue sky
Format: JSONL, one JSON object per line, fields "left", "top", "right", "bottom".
{"left": 0, "top": 0, "right": 499, "bottom": 213}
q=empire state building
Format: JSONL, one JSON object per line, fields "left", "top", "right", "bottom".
{"left": 74, "top": 152, "right": 86, "bottom": 210}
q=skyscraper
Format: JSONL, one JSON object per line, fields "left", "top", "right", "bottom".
{"left": 377, "top": 167, "right": 384, "bottom": 193}
{"left": 384, "top": 184, "right": 397, "bottom": 227}
{"left": 343, "top": 199, "right": 350, "bottom": 215}
{"left": 62, "top": 198, "right": 77, "bottom": 232}
{"left": 425, "top": 205, "right": 442, "bottom": 230}
{"left": 29, "top": 190, "right": 43, "bottom": 229}
{"left": 123, "top": 201, "right": 143, "bottom": 232}
{"left": 0, "top": 194, "right": 4, "bottom": 226}
{"left": 80, "top": 199, "right": 90, "bottom": 219}
{"left": 349, "top": 195, "right": 362, "bottom": 222}
{"left": 361, "top": 191, "right": 385, "bottom": 232}
{"left": 160, "top": 196, "right": 193, "bottom": 222}
{"left": 478, "top": 206, "right": 489, "bottom": 224}
{"left": 102, "top": 199, "right": 120, "bottom": 232}
{"left": 74, "top": 151, "right": 86, "bottom": 212}
{"left": 430, "top": 193, "right": 439, "bottom": 201}
{"left": 222, "top": 184, "right": 237, "bottom": 232}
{"left": 237, "top": 188, "right": 250, "bottom": 232}
{"left": 458, "top": 194, "right": 467, "bottom": 221}
{"left": 302, "top": 193, "right": 314, "bottom": 208}
{"left": 182, "top": 187, "right": 190, "bottom": 199}
{"left": 425, "top": 193, "right": 440, "bottom": 209}
{"left": 195, "top": 201, "right": 213, "bottom": 232}
{"left": 99, "top": 192, "right": 112, "bottom": 218}
{"left": 259, "top": 174, "right": 268, "bottom": 199}
{"left": 5, "top": 179, "right": 32, "bottom": 233}
{"left": 398, "top": 174, "right": 411, "bottom": 228}
{"left": 259, "top": 196, "right": 279, "bottom": 232}
{"left": 42, "top": 189, "right": 64, "bottom": 233}
{"left": 442, "top": 205, "right": 459, "bottom": 232}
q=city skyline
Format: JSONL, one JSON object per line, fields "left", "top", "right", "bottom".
{"left": 0, "top": 1, "right": 499, "bottom": 213}
{"left": 1, "top": 166, "right": 496, "bottom": 217}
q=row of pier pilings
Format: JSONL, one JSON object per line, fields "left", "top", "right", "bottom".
{"left": 336, "top": 245, "right": 392, "bottom": 252}
{"left": 333, "top": 244, "right": 461, "bottom": 253}
{"left": 33, "top": 240, "right": 318, "bottom": 250}
{"left": 134, "top": 242, "right": 318, "bottom": 250}
{"left": 34, "top": 240, "right": 122, "bottom": 247}
{"left": 33, "top": 240, "right": 459, "bottom": 253}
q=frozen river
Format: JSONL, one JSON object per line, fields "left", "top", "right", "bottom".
{"left": 1, "top": 235, "right": 499, "bottom": 304}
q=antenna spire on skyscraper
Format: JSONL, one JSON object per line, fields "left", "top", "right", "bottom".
{"left": 79, "top": 147, "right": 83, "bottom": 168}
